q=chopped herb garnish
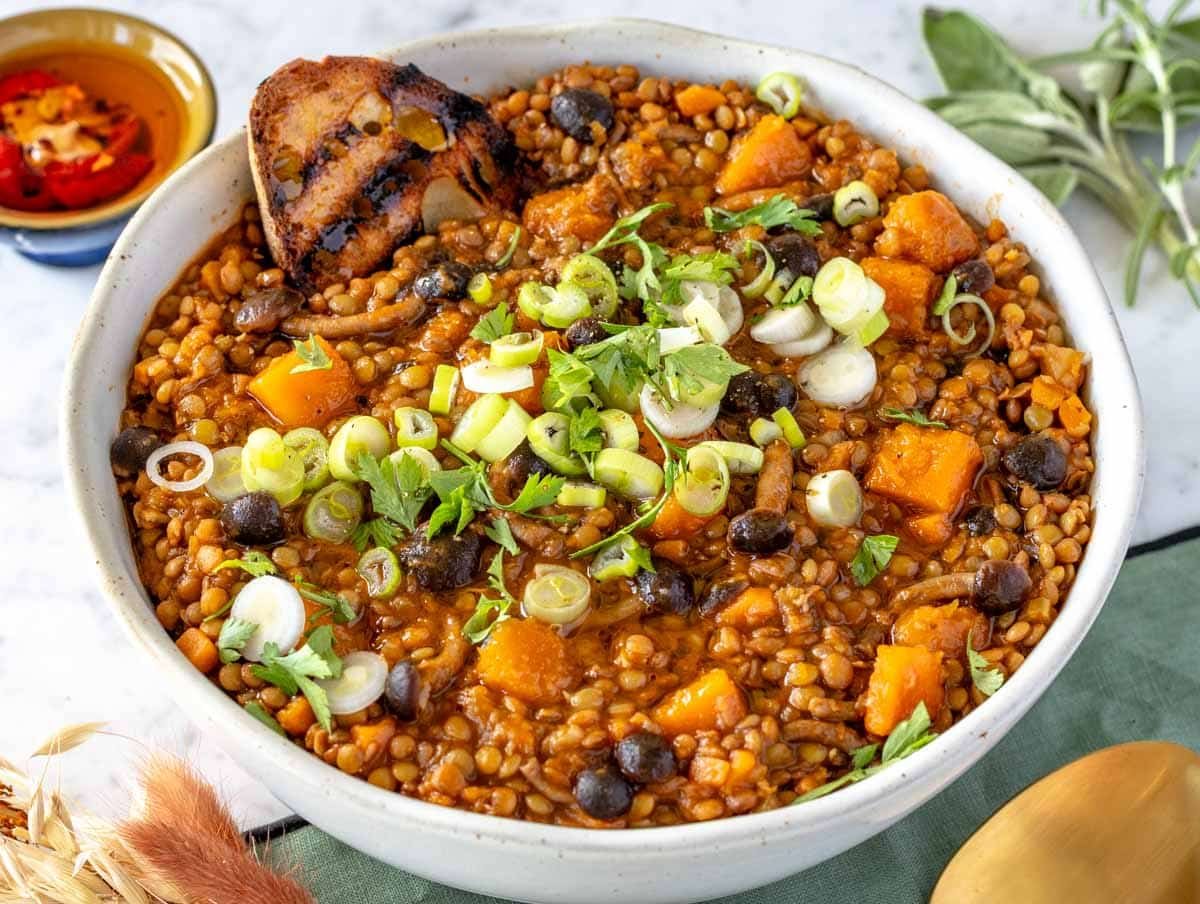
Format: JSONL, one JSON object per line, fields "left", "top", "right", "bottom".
{"left": 704, "top": 195, "right": 822, "bottom": 235}
{"left": 251, "top": 625, "right": 342, "bottom": 731}
{"left": 290, "top": 334, "right": 333, "bottom": 374}
{"left": 584, "top": 202, "right": 673, "bottom": 313}
{"left": 470, "top": 302, "right": 516, "bottom": 344}
{"left": 587, "top": 202, "right": 674, "bottom": 256}
{"left": 243, "top": 701, "right": 285, "bottom": 736}
{"left": 793, "top": 702, "right": 938, "bottom": 803}
{"left": 778, "top": 275, "right": 814, "bottom": 307}
{"left": 354, "top": 450, "right": 430, "bottom": 536}
{"left": 462, "top": 550, "right": 516, "bottom": 643}
{"left": 544, "top": 348, "right": 597, "bottom": 411}
{"left": 660, "top": 344, "right": 749, "bottom": 403}
{"left": 659, "top": 251, "right": 739, "bottom": 304}
{"left": 213, "top": 550, "right": 278, "bottom": 578}
{"left": 216, "top": 617, "right": 257, "bottom": 664}
{"left": 933, "top": 274, "right": 958, "bottom": 316}
{"left": 496, "top": 226, "right": 522, "bottom": 269}
{"left": 568, "top": 407, "right": 604, "bottom": 458}
{"left": 968, "top": 644, "right": 1005, "bottom": 697}
{"left": 879, "top": 407, "right": 949, "bottom": 429}
{"left": 573, "top": 324, "right": 661, "bottom": 403}
{"left": 295, "top": 580, "right": 357, "bottom": 625}
{"left": 484, "top": 517, "right": 520, "bottom": 555}
{"left": 849, "top": 534, "right": 900, "bottom": 586}
{"left": 351, "top": 517, "right": 400, "bottom": 553}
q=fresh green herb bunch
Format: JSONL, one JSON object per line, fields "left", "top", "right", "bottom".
{"left": 923, "top": 2, "right": 1200, "bottom": 306}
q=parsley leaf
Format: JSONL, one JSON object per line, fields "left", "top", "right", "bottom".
{"left": 850, "top": 534, "right": 900, "bottom": 586}
{"left": 778, "top": 275, "right": 814, "bottom": 307}
{"left": 661, "top": 344, "right": 749, "bottom": 403}
{"left": 704, "top": 195, "right": 822, "bottom": 235}
{"left": 879, "top": 408, "right": 948, "bottom": 429}
{"left": 544, "top": 348, "right": 597, "bottom": 411}
{"left": 484, "top": 517, "right": 520, "bottom": 555}
{"left": 575, "top": 324, "right": 660, "bottom": 402}
{"left": 251, "top": 625, "right": 342, "bottom": 731}
{"left": 660, "top": 251, "right": 739, "bottom": 304}
{"left": 933, "top": 274, "right": 959, "bottom": 316}
{"left": 470, "top": 302, "right": 515, "bottom": 344}
{"left": 568, "top": 407, "right": 604, "bottom": 458}
{"left": 851, "top": 743, "right": 879, "bottom": 770}
{"left": 426, "top": 444, "right": 566, "bottom": 538}
{"left": 462, "top": 551, "right": 516, "bottom": 643}
{"left": 587, "top": 203, "right": 674, "bottom": 256}
{"left": 216, "top": 617, "right": 257, "bottom": 664}
{"left": 213, "top": 550, "right": 278, "bottom": 578}
{"left": 509, "top": 471, "right": 566, "bottom": 512}
{"left": 244, "top": 701, "right": 285, "bottom": 736}
{"left": 290, "top": 334, "right": 333, "bottom": 374}
{"left": 583, "top": 203, "right": 674, "bottom": 313}
{"left": 296, "top": 581, "right": 357, "bottom": 625}
{"left": 351, "top": 517, "right": 400, "bottom": 553}
{"left": 354, "top": 450, "right": 430, "bottom": 534}
{"left": 967, "top": 644, "right": 1005, "bottom": 697}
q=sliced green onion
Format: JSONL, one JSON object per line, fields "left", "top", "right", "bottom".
{"left": 674, "top": 444, "right": 730, "bottom": 517}
{"left": 593, "top": 448, "right": 664, "bottom": 499}
{"left": 526, "top": 411, "right": 587, "bottom": 476}
{"left": 206, "top": 446, "right": 248, "bottom": 503}
{"left": 467, "top": 273, "right": 494, "bottom": 305}
{"left": 755, "top": 71, "right": 804, "bottom": 119}
{"left": 812, "top": 257, "right": 885, "bottom": 335}
{"left": 328, "top": 416, "right": 391, "bottom": 482}
{"left": 461, "top": 360, "right": 534, "bottom": 394}
{"left": 749, "top": 304, "right": 817, "bottom": 344}
{"left": 450, "top": 393, "right": 509, "bottom": 454}
{"left": 832, "top": 180, "right": 880, "bottom": 227}
{"left": 806, "top": 469, "right": 863, "bottom": 528}
{"left": 697, "top": 440, "right": 764, "bottom": 475}
{"left": 393, "top": 407, "right": 438, "bottom": 450}
{"left": 474, "top": 399, "right": 533, "bottom": 463}
{"left": 589, "top": 535, "right": 643, "bottom": 581}
{"left": 557, "top": 481, "right": 607, "bottom": 508}
{"left": 750, "top": 417, "right": 783, "bottom": 446}
{"left": 560, "top": 255, "right": 619, "bottom": 320}
{"left": 388, "top": 446, "right": 441, "bottom": 478}
{"left": 593, "top": 375, "right": 644, "bottom": 413}
{"left": 772, "top": 407, "right": 807, "bottom": 449}
{"left": 540, "top": 283, "right": 592, "bottom": 328}
{"left": 357, "top": 547, "right": 401, "bottom": 598}
{"left": 681, "top": 293, "right": 732, "bottom": 345}
{"left": 639, "top": 384, "right": 719, "bottom": 439}
{"left": 517, "top": 281, "right": 554, "bottom": 322}
{"left": 282, "top": 428, "right": 331, "bottom": 492}
{"left": 672, "top": 373, "right": 727, "bottom": 408}
{"left": 658, "top": 325, "right": 703, "bottom": 354}
{"left": 496, "top": 226, "right": 522, "bottom": 269}
{"left": 490, "top": 330, "right": 544, "bottom": 367}
{"left": 242, "top": 427, "right": 306, "bottom": 505}
{"left": 854, "top": 308, "right": 890, "bottom": 347}
{"left": 522, "top": 565, "right": 591, "bottom": 626}
{"left": 740, "top": 240, "right": 776, "bottom": 299}
{"left": 428, "top": 364, "right": 459, "bottom": 416}
{"left": 763, "top": 267, "right": 794, "bottom": 306}
{"left": 941, "top": 294, "right": 997, "bottom": 358}
{"left": 598, "top": 409, "right": 639, "bottom": 451}
{"left": 303, "top": 480, "right": 364, "bottom": 543}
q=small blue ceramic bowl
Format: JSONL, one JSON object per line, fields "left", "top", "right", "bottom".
{"left": 0, "top": 8, "right": 216, "bottom": 265}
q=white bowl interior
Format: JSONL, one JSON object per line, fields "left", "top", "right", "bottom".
{"left": 63, "top": 19, "right": 1144, "bottom": 904}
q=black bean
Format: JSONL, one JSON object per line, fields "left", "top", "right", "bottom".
{"left": 564, "top": 316, "right": 609, "bottom": 350}
{"left": 633, "top": 561, "right": 695, "bottom": 615}
{"left": 801, "top": 192, "right": 835, "bottom": 220}
{"left": 728, "top": 509, "right": 793, "bottom": 555}
{"left": 233, "top": 287, "right": 303, "bottom": 333}
{"left": 758, "top": 373, "right": 798, "bottom": 413}
{"left": 572, "top": 764, "right": 633, "bottom": 819}
{"left": 615, "top": 733, "right": 677, "bottom": 784}
{"left": 110, "top": 427, "right": 161, "bottom": 476}
{"left": 504, "top": 440, "right": 553, "bottom": 487}
{"left": 721, "top": 371, "right": 797, "bottom": 418}
{"left": 951, "top": 259, "right": 996, "bottom": 296}
{"left": 961, "top": 505, "right": 997, "bottom": 536}
{"left": 765, "top": 234, "right": 821, "bottom": 278}
{"left": 412, "top": 261, "right": 473, "bottom": 301}
{"left": 549, "top": 89, "right": 614, "bottom": 144}
{"left": 398, "top": 528, "right": 483, "bottom": 591}
{"left": 973, "top": 560, "right": 1032, "bottom": 616}
{"left": 219, "top": 492, "right": 285, "bottom": 546}
{"left": 1003, "top": 435, "right": 1068, "bottom": 490}
{"left": 697, "top": 579, "right": 750, "bottom": 618}
{"left": 384, "top": 660, "right": 423, "bottom": 720}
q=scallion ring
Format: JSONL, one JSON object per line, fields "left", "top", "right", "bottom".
{"left": 740, "top": 240, "right": 776, "bottom": 299}
{"left": 467, "top": 272, "right": 494, "bottom": 305}
{"left": 490, "top": 330, "right": 545, "bottom": 367}
{"left": 560, "top": 254, "right": 619, "bottom": 319}
{"left": 763, "top": 267, "right": 794, "bottom": 306}
{"left": 241, "top": 428, "right": 306, "bottom": 505}
{"left": 302, "top": 480, "right": 364, "bottom": 543}
{"left": 832, "top": 180, "right": 880, "bottom": 227}
{"left": 539, "top": 283, "right": 592, "bottom": 328}
{"left": 146, "top": 441, "right": 214, "bottom": 494}
{"left": 755, "top": 71, "right": 804, "bottom": 119}
{"left": 282, "top": 428, "right": 331, "bottom": 491}
{"left": 941, "top": 293, "right": 996, "bottom": 358}
{"left": 393, "top": 407, "right": 439, "bottom": 450}
{"left": 523, "top": 565, "right": 592, "bottom": 626}
{"left": 674, "top": 444, "right": 731, "bottom": 517}
{"left": 206, "top": 445, "right": 248, "bottom": 502}
{"left": 517, "top": 281, "right": 555, "bottom": 322}
{"left": 356, "top": 547, "right": 401, "bottom": 598}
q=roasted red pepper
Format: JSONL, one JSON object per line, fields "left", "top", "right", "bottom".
{"left": 0, "top": 70, "right": 62, "bottom": 105}
{"left": 43, "top": 153, "right": 153, "bottom": 209}
{"left": 0, "top": 136, "right": 53, "bottom": 210}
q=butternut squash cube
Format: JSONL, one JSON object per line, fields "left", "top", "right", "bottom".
{"left": 865, "top": 424, "right": 983, "bottom": 516}
{"left": 653, "top": 668, "right": 747, "bottom": 736}
{"left": 247, "top": 335, "right": 356, "bottom": 429}
{"left": 863, "top": 644, "right": 945, "bottom": 737}
{"left": 861, "top": 257, "right": 938, "bottom": 339}
{"left": 477, "top": 618, "right": 575, "bottom": 706}
{"left": 715, "top": 115, "right": 813, "bottom": 195}
{"left": 892, "top": 602, "right": 987, "bottom": 662}
{"left": 522, "top": 174, "right": 616, "bottom": 243}
{"left": 874, "top": 190, "right": 979, "bottom": 272}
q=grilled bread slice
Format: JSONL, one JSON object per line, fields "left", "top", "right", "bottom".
{"left": 248, "top": 57, "right": 518, "bottom": 294}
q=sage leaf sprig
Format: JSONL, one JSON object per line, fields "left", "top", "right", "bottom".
{"left": 922, "top": 3, "right": 1200, "bottom": 307}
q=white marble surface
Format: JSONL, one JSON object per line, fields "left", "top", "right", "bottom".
{"left": 1, "top": 0, "right": 1196, "bottom": 831}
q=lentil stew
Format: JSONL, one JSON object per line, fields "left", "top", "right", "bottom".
{"left": 113, "top": 59, "right": 1095, "bottom": 828}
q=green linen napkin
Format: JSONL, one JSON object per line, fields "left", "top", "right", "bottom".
{"left": 259, "top": 533, "right": 1200, "bottom": 903}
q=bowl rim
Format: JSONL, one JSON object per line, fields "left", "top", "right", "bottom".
{"left": 62, "top": 16, "right": 1145, "bottom": 855}
{"left": 0, "top": 6, "right": 217, "bottom": 231}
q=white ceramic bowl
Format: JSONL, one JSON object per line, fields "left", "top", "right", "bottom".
{"left": 62, "top": 19, "right": 1144, "bottom": 904}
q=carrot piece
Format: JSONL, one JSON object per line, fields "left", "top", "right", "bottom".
{"left": 864, "top": 424, "right": 983, "bottom": 516}
{"left": 276, "top": 696, "right": 316, "bottom": 736}
{"left": 904, "top": 511, "right": 955, "bottom": 546}
{"left": 351, "top": 717, "right": 396, "bottom": 754}
{"left": 863, "top": 644, "right": 945, "bottom": 737}
{"left": 892, "top": 603, "right": 987, "bottom": 662}
{"left": 873, "top": 190, "right": 979, "bottom": 272}
{"left": 649, "top": 495, "right": 714, "bottom": 540}
{"left": 675, "top": 85, "right": 726, "bottom": 117}
{"left": 1059, "top": 393, "right": 1092, "bottom": 438}
{"left": 247, "top": 335, "right": 356, "bottom": 429}
{"left": 522, "top": 174, "right": 616, "bottom": 243}
{"left": 653, "top": 668, "right": 748, "bottom": 736}
{"left": 1030, "top": 375, "right": 1070, "bottom": 410}
{"left": 477, "top": 618, "right": 575, "bottom": 706}
{"left": 176, "top": 628, "right": 219, "bottom": 674}
{"left": 715, "top": 115, "right": 813, "bottom": 195}
{"left": 861, "top": 257, "right": 938, "bottom": 339}
{"left": 715, "top": 586, "right": 778, "bottom": 630}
